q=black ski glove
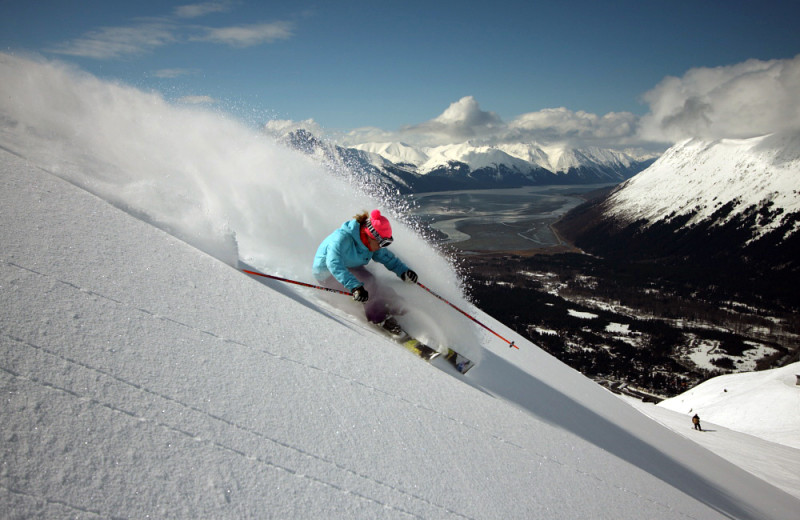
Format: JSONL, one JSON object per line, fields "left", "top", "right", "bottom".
{"left": 352, "top": 286, "right": 369, "bottom": 302}
{"left": 402, "top": 270, "right": 418, "bottom": 284}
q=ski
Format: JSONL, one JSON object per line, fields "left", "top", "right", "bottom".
{"left": 401, "top": 337, "right": 440, "bottom": 361}
{"left": 445, "top": 348, "right": 475, "bottom": 374}
{"left": 374, "top": 319, "right": 440, "bottom": 361}
{"left": 373, "top": 319, "right": 476, "bottom": 371}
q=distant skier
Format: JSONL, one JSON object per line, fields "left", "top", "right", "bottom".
{"left": 313, "top": 209, "right": 418, "bottom": 333}
{"left": 692, "top": 414, "right": 702, "bottom": 431}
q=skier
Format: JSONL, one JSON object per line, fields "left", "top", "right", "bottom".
{"left": 692, "top": 414, "right": 702, "bottom": 431}
{"left": 313, "top": 209, "right": 418, "bottom": 333}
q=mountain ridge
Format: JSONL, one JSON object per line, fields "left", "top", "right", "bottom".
{"left": 278, "top": 129, "right": 657, "bottom": 193}
{"left": 555, "top": 130, "right": 800, "bottom": 308}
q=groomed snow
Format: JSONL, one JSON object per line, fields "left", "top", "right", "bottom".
{"left": 658, "top": 362, "right": 800, "bottom": 450}
{"left": 630, "top": 383, "right": 800, "bottom": 501}
{"left": 2, "top": 53, "right": 799, "bottom": 519}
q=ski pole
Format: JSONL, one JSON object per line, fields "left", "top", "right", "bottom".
{"left": 415, "top": 282, "right": 518, "bottom": 349}
{"left": 242, "top": 269, "right": 353, "bottom": 296}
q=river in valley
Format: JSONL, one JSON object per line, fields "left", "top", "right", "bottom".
{"left": 407, "top": 184, "right": 615, "bottom": 253}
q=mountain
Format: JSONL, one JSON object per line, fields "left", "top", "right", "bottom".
{"left": 555, "top": 131, "right": 800, "bottom": 308}
{"left": 280, "top": 128, "right": 420, "bottom": 195}
{"left": 278, "top": 130, "right": 657, "bottom": 193}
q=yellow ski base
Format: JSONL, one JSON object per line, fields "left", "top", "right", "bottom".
{"left": 402, "top": 338, "right": 440, "bottom": 361}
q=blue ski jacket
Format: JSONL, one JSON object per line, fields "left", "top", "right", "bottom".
{"left": 312, "top": 219, "right": 409, "bottom": 291}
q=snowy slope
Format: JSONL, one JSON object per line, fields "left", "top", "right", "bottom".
{"left": 2, "top": 52, "right": 800, "bottom": 519}
{"left": 4, "top": 149, "right": 800, "bottom": 520}
{"left": 605, "top": 132, "right": 800, "bottom": 240}
{"left": 659, "top": 362, "right": 800, "bottom": 449}
{"left": 628, "top": 395, "right": 800, "bottom": 502}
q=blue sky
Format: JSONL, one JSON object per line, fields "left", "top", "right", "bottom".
{"left": 2, "top": 0, "right": 799, "bottom": 147}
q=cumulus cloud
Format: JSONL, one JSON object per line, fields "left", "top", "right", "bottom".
{"left": 267, "top": 57, "right": 800, "bottom": 151}
{"left": 400, "top": 96, "right": 503, "bottom": 144}
{"left": 639, "top": 55, "right": 800, "bottom": 142}
{"left": 339, "top": 96, "right": 640, "bottom": 149}
{"left": 506, "top": 108, "right": 638, "bottom": 146}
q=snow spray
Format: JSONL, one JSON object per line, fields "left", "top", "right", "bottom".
{"left": 0, "top": 52, "right": 482, "bottom": 355}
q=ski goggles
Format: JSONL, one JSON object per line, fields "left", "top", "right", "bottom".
{"left": 366, "top": 220, "right": 394, "bottom": 248}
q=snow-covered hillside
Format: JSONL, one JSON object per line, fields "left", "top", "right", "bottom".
{"left": 659, "top": 362, "right": 800, "bottom": 449}
{"left": 4, "top": 139, "right": 800, "bottom": 520}
{"left": 2, "top": 52, "right": 800, "bottom": 519}
{"left": 554, "top": 130, "right": 800, "bottom": 309}
{"left": 629, "top": 362, "right": 800, "bottom": 499}
{"left": 606, "top": 132, "right": 800, "bottom": 240}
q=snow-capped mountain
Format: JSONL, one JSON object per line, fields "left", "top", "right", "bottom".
{"left": 279, "top": 130, "right": 657, "bottom": 193}
{"left": 280, "top": 129, "right": 418, "bottom": 194}
{"left": 605, "top": 132, "right": 800, "bottom": 240}
{"left": 555, "top": 131, "right": 800, "bottom": 307}
{"left": 352, "top": 140, "right": 653, "bottom": 175}
{"left": 349, "top": 140, "right": 430, "bottom": 166}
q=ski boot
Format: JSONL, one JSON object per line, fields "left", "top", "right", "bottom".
{"left": 380, "top": 316, "right": 404, "bottom": 336}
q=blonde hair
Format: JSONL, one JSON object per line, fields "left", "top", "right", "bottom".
{"left": 354, "top": 211, "right": 369, "bottom": 225}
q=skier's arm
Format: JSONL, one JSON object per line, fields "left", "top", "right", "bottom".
{"left": 373, "top": 248, "right": 409, "bottom": 279}
{"left": 326, "top": 237, "right": 362, "bottom": 291}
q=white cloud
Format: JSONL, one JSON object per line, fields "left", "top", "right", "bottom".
{"left": 639, "top": 55, "right": 800, "bottom": 142}
{"left": 264, "top": 118, "right": 324, "bottom": 138}
{"left": 399, "top": 96, "right": 503, "bottom": 144}
{"left": 269, "top": 57, "right": 800, "bottom": 152}
{"left": 196, "top": 22, "right": 294, "bottom": 47}
{"left": 48, "top": 6, "right": 294, "bottom": 59}
{"left": 175, "top": 2, "right": 232, "bottom": 19}
{"left": 433, "top": 96, "right": 501, "bottom": 127}
{"left": 49, "top": 23, "right": 177, "bottom": 59}
{"left": 506, "top": 108, "right": 638, "bottom": 146}
{"left": 356, "top": 96, "right": 640, "bottom": 149}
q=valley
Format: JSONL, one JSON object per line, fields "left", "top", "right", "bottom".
{"left": 430, "top": 132, "right": 800, "bottom": 398}
{"left": 460, "top": 250, "right": 799, "bottom": 398}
